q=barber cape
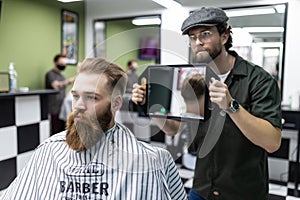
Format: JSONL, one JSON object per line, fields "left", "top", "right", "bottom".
{"left": 1, "top": 123, "right": 187, "bottom": 200}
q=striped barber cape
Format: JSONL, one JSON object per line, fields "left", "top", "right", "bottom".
{"left": 1, "top": 122, "right": 187, "bottom": 200}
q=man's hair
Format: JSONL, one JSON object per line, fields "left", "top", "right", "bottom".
{"left": 216, "top": 22, "right": 233, "bottom": 51}
{"left": 127, "top": 60, "right": 137, "bottom": 67}
{"left": 181, "top": 73, "right": 205, "bottom": 102}
{"left": 79, "top": 58, "right": 128, "bottom": 97}
{"left": 53, "top": 54, "right": 66, "bottom": 62}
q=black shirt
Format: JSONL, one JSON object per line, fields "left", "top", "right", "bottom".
{"left": 192, "top": 51, "right": 282, "bottom": 200}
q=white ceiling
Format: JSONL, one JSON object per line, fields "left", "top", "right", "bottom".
{"left": 85, "top": 0, "right": 284, "bottom": 12}
{"left": 85, "top": 0, "right": 286, "bottom": 43}
{"left": 85, "top": 0, "right": 271, "bottom": 10}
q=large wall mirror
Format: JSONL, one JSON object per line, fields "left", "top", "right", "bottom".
{"left": 93, "top": 15, "right": 161, "bottom": 74}
{"left": 224, "top": 3, "right": 287, "bottom": 94}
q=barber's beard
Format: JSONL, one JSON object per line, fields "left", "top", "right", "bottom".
{"left": 66, "top": 105, "right": 113, "bottom": 151}
{"left": 194, "top": 40, "right": 223, "bottom": 63}
{"left": 209, "top": 42, "right": 222, "bottom": 61}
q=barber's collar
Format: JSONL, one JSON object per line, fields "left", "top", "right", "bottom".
{"left": 228, "top": 50, "right": 248, "bottom": 77}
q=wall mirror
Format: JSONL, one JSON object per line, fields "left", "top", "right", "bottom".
{"left": 93, "top": 15, "right": 161, "bottom": 74}
{"left": 224, "top": 3, "right": 287, "bottom": 93}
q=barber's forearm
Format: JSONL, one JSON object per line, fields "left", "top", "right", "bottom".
{"left": 52, "top": 79, "right": 73, "bottom": 90}
{"left": 228, "top": 105, "right": 281, "bottom": 153}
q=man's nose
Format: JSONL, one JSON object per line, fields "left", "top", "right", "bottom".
{"left": 195, "top": 37, "right": 204, "bottom": 45}
{"left": 73, "top": 98, "right": 87, "bottom": 112}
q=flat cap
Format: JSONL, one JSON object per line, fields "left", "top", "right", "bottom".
{"left": 181, "top": 7, "right": 228, "bottom": 35}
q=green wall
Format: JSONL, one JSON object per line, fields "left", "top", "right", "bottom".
{"left": 0, "top": 0, "right": 85, "bottom": 90}
{"left": 106, "top": 18, "right": 160, "bottom": 75}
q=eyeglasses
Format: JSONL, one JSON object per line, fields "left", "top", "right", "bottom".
{"left": 188, "top": 31, "right": 214, "bottom": 44}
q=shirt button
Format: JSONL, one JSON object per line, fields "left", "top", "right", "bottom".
{"left": 213, "top": 191, "right": 220, "bottom": 196}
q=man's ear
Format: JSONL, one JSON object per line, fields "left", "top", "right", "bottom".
{"left": 221, "top": 32, "right": 229, "bottom": 45}
{"left": 111, "top": 95, "right": 123, "bottom": 112}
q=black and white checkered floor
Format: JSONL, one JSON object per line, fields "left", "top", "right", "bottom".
{"left": 176, "top": 164, "right": 300, "bottom": 200}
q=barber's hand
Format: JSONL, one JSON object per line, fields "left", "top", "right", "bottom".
{"left": 67, "top": 76, "right": 76, "bottom": 85}
{"left": 131, "top": 78, "right": 147, "bottom": 105}
{"left": 209, "top": 79, "right": 232, "bottom": 110}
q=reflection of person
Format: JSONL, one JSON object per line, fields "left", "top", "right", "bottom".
{"left": 45, "top": 54, "right": 75, "bottom": 135}
{"left": 125, "top": 60, "right": 139, "bottom": 93}
{"left": 132, "top": 7, "right": 282, "bottom": 199}
{"left": 153, "top": 73, "right": 205, "bottom": 136}
{"left": 181, "top": 73, "right": 205, "bottom": 117}
{"left": 1, "top": 58, "right": 187, "bottom": 200}
{"left": 154, "top": 74, "right": 205, "bottom": 169}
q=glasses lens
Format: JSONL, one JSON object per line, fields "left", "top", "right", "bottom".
{"left": 189, "top": 31, "right": 213, "bottom": 44}
{"left": 201, "top": 31, "right": 212, "bottom": 42}
{"left": 189, "top": 35, "right": 196, "bottom": 42}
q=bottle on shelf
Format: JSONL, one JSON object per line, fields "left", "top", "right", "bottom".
{"left": 8, "top": 62, "right": 18, "bottom": 93}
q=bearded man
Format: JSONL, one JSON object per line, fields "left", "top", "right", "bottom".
{"left": 1, "top": 58, "right": 187, "bottom": 200}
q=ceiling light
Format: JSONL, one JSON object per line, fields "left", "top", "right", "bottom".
{"left": 57, "top": 0, "right": 82, "bottom": 3}
{"left": 225, "top": 7, "right": 275, "bottom": 17}
{"left": 132, "top": 16, "right": 161, "bottom": 26}
{"left": 242, "top": 27, "right": 284, "bottom": 33}
{"left": 151, "top": 0, "right": 182, "bottom": 9}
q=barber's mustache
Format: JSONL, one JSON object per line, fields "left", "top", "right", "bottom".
{"left": 195, "top": 47, "right": 207, "bottom": 52}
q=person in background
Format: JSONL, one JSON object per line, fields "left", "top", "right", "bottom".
{"left": 45, "top": 54, "right": 75, "bottom": 135}
{"left": 125, "top": 59, "right": 139, "bottom": 93}
{"left": 1, "top": 57, "right": 187, "bottom": 200}
{"left": 132, "top": 7, "right": 282, "bottom": 199}
{"left": 59, "top": 61, "right": 82, "bottom": 123}
{"left": 120, "top": 59, "right": 139, "bottom": 112}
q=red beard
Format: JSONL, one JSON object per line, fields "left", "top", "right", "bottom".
{"left": 65, "top": 105, "right": 113, "bottom": 151}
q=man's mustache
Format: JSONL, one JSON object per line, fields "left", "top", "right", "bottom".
{"left": 73, "top": 110, "right": 83, "bottom": 119}
{"left": 66, "top": 111, "right": 103, "bottom": 151}
{"left": 65, "top": 112, "right": 86, "bottom": 151}
{"left": 73, "top": 111, "right": 100, "bottom": 130}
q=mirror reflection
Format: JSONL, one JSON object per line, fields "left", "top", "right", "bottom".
{"left": 224, "top": 4, "right": 287, "bottom": 90}
{"left": 147, "top": 64, "right": 219, "bottom": 121}
{"left": 93, "top": 16, "right": 161, "bottom": 74}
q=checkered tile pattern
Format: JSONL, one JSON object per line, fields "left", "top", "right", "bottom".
{"left": 0, "top": 94, "right": 50, "bottom": 191}
{"left": 176, "top": 164, "right": 300, "bottom": 200}
{"left": 1, "top": 107, "right": 299, "bottom": 200}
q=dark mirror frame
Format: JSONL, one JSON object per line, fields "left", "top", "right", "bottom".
{"left": 146, "top": 64, "right": 222, "bottom": 121}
